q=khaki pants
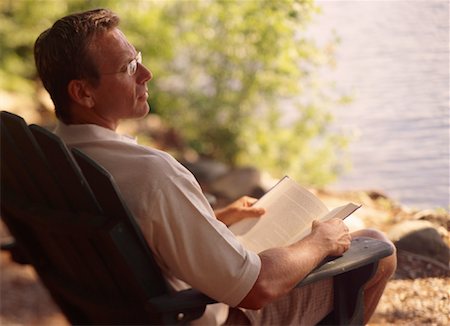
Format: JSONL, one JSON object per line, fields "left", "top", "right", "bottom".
{"left": 225, "top": 278, "right": 333, "bottom": 326}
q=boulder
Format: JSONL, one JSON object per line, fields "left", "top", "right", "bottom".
{"left": 182, "top": 159, "right": 229, "bottom": 184}
{"left": 210, "top": 166, "right": 265, "bottom": 201}
{"left": 388, "top": 220, "right": 450, "bottom": 266}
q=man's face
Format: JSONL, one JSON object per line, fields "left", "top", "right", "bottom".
{"left": 87, "top": 28, "right": 152, "bottom": 127}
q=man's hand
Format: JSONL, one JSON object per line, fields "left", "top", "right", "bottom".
{"left": 214, "top": 196, "right": 266, "bottom": 226}
{"left": 309, "top": 218, "right": 352, "bottom": 257}
{"left": 239, "top": 217, "right": 352, "bottom": 309}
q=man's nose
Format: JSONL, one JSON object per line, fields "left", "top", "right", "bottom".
{"left": 137, "top": 63, "right": 152, "bottom": 83}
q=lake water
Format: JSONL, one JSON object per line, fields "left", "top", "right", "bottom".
{"left": 309, "top": 0, "right": 449, "bottom": 210}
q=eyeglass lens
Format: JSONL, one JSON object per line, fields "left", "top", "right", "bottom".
{"left": 127, "top": 52, "right": 142, "bottom": 76}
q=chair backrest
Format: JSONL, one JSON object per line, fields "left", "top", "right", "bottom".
{"left": 0, "top": 111, "right": 171, "bottom": 324}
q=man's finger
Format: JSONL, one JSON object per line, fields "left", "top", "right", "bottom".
{"left": 243, "top": 207, "right": 265, "bottom": 216}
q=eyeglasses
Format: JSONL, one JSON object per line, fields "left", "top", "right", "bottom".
{"left": 126, "top": 52, "right": 142, "bottom": 76}
{"left": 101, "top": 51, "right": 142, "bottom": 76}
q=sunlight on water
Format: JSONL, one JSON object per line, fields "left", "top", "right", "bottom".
{"left": 309, "top": 0, "right": 449, "bottom": 209}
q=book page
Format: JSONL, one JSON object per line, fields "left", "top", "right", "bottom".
{"left": 319, "top": 203, "right": 361, "bottom": 222}
{"left": 288, "top": 203, "right": 362, "bottom": 244}
{"left": 229, "top": 177, "right": 329, "bottom": 253}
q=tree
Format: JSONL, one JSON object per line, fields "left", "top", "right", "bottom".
{"left": 0, "top": 0, "right": 66, "bottom": 93}
{"left": 1, "top": 0, "right": 347, "bottom": 186}
{"left": 150, "top": 0, "right": 347, "bottom": 185}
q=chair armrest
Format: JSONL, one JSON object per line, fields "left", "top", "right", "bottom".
{"left": 146, "top": 288, "right": 215, "bottom": 324}
{"left": 299, "top": 237, "right": 393, "bottom": 287}
{"left": 147, "top": 237, "right": 393, "bottom": 324}
{"left": 147, "top": 288, "right": 216, "bottom": 313}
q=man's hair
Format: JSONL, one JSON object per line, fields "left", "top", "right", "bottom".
{"left": 34, "top": 8, "right": 119, "bottom": 123}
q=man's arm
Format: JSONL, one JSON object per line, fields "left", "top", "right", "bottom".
{"left": 238, "top": 218, "right": 351, "bottom": 310}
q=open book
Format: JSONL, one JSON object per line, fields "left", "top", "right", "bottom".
{"left": 229, "top": 176, "right": 361, "bottom": 253}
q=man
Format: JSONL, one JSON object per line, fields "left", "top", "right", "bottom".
{"left": 34, "top": 8, "right": 396, "bottom": 325}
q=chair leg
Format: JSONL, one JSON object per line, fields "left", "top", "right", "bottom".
{"left": 318, "top": 262, "right": 379, "bottom": 325}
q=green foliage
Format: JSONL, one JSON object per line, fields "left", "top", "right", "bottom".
{"left": 1, "top": 0, "right": 64, "bottom": 92}
{"left": 1, "top": 0, "right": 349, "bottom": 186}
{"left": 149, "top": 0, "right": 347, "bottom": 186}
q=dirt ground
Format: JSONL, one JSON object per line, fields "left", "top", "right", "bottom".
{"left": 370, "top": 250, "right": 449, "bottom": 325}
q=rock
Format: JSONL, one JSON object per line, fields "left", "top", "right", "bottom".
{"left": 365, "top": 189, "right": 390, "bottom": 201}
{"left": 388, "top": 220, "right": 450, "bottom": 266}
{"left": 182, "top": 159, "right": 229, "bottom": 189}
{"left": 210, "top": 166, "right": 265, "bottom": 201}
{"left": 413, "top": 209, "right": 450, "bottom": 231}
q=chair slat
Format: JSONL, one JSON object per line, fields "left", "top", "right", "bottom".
{"left": 71, "top": 149, "right": 151, "bottom": 246}
{"left": 71, "top": 148, "right": 131, "bottom": 217}
{"left": 0, "top": 147, "right": 26, "bottom": 201}
{"left": 43, "top": 232, "right": 80, "bottom": 280}
{"left": 57, "top": 234, "right": 100, "bottom": 290}
{"left": 72, "top": 148, "right": 169, "bottom": 298}
{"left": 0, "top": 111, "right": 68, "bottom": 208}
{"left": 1, "top": 119, "right": 44, "bottom": 203}
{"left": 75, "top": 237, "right": 123, "bottom": 297}
{"left": 29, "top": 125, "right": 100, "bottom": 214}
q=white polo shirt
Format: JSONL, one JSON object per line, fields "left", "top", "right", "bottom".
{"left": 54, "top": 122, "right": 261, "bottom": 325}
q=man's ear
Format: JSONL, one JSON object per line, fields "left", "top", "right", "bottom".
{"left": 67, "top": 79, "right": 95, "bottom": 108}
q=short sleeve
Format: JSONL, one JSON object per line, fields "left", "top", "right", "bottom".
{"left": 146, "top": 173, "right": 261, "bottom": 306}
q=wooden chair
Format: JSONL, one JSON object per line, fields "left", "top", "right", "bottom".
{"left": 0, "top": 111, "right": 393, "bottom": 325}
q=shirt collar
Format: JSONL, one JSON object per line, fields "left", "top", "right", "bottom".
{"left": 54, "top": 122, "right": 137, "bottom": 145}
